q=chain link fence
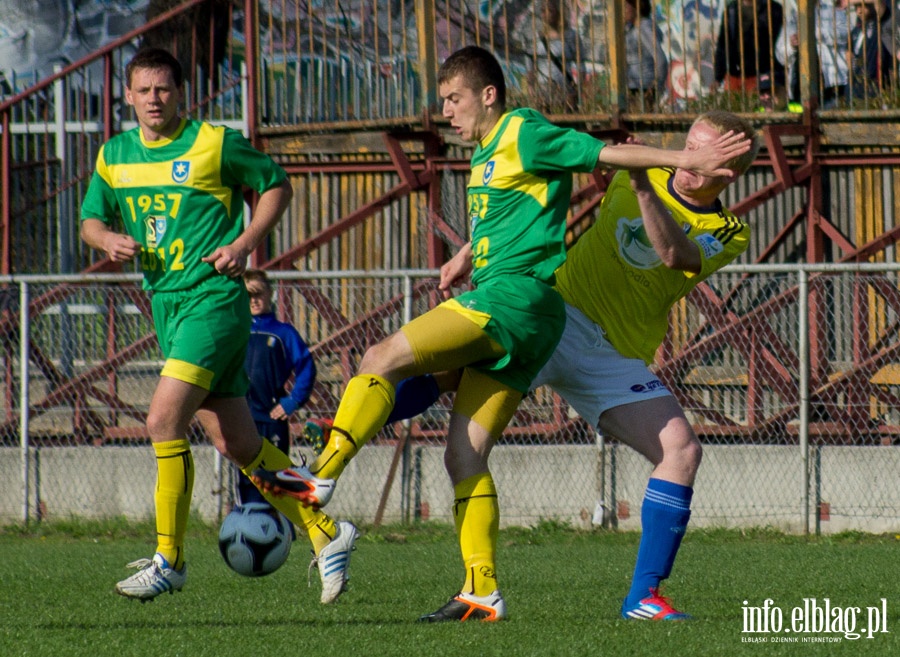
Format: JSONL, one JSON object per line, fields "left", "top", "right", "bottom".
{"left": 1, "top": 267, "right": 899, "bottom": 533}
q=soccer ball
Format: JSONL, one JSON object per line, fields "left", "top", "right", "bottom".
{"left": 218, "top": 503, "right": 292, "bottom": 577}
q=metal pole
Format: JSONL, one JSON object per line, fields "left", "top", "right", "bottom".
{"left": 54, "top": 65, "right": 70, "bottom": 274}
{"left": 609, "top": 442, "right": 618, "bottom": 530}
{"left": 240, "top": 62, "right": 250, "bottom": 138}
{"left": 1, "top": 111, "right": 10, "bottom": 274}
{"left": 53, "top": 66, "right": 75, "bottom": 387}
{"left": 19, "top": 281, "right": 30, "bottom": 524}
{"left": 798, "top": 270, "right": 810, "bottom": 535}
{"left": 594, "top": 431, "right": 607, "bottom": 527}
{"left": 243, "top": 0, "right": 257, "bottom": 146}
{"left": 414, "top": 0, "right": 437, "bottom": 116}
{"left": 605, "top": 0, "right": 627, "bottom": 118}
{"left": 399, "top": 274, "right": 414, "bottom": 522}
{"left": 214, "top": 449, "right": 224, "bottom": 521}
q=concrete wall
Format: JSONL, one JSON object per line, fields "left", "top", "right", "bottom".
{"left": 0, "top": 444, "right": 898, "bottom": 534}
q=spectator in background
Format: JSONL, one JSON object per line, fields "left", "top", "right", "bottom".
{"left": 849, "top": 0, "right": 895, "bottom": 99}
{"left": 714, "top": 0, "right": 786, "bottom": 98}
{"left": 624, "top": 0, "right": 669, "bottom": 110}
{"left": 530, "top": 0, "right": 585, "bottom": 112}
{"left": 775, "top": 0, "right": 850, "bottom": 109}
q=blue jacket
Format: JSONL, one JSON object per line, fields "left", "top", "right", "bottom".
{"left": 245, "top": 312, "right": 316, "bottom": 422}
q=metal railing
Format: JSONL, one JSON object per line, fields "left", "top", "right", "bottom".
{"left": 1, "top": 266, "right": 899, "bottom": 532}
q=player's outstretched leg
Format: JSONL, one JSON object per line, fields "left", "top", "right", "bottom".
{"left": 115, "top": 553, "right": 187, "bottom": 601}
{"left": 245, "top": 442, "right": 360, "bottom": 605}
{"left": 253, "top": 373, "right": 395, "bottom": 506}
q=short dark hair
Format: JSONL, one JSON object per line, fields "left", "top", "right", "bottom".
{"left": 437, "top": 46, "right": 506, "bottom": 109}
{"left": 125, "top": 48, "right": 184, "bottom": 88}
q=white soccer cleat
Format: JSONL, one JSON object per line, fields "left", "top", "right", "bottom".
{"left": 115, "top": 553, "right": 186, "bottom": 601}
{"left": 251, "top": 464, "right": 336, "bottom": 508}
{"left": 310, "top": 521, "right": 360, "bottom": 604}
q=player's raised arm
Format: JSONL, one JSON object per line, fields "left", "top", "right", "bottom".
{"left": 598, "top": 130, "right": 751, "bottom": 177}
{"left": 629, "top": 171, "right": 701, "bottom": 273}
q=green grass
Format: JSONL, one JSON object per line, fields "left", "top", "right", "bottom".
{"left": 0, "top": 520, "right": 898, "bottom": 657}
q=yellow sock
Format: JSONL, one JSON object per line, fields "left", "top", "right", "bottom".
{"left": 454, "top": 472, "right": 499, "bottom": 598}
{"left": 242, "top": 437, "right": 294, "bottom": 473}
{"left": 312, "top": 374, "right": 395, "bottom": 480}
{"left": 242, "top": 439, "right": 303, "bottom": 525}
{"left": 153, "top": 439, "right": 194, "bottom": 570}
{"left": 241, "top": 438, "right": 336, "bottom": 552}
{"left": 305, "top": 512, "right": 339, "bottom": 555}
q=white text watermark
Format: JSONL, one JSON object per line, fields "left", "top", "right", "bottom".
{"left": 741, "top": 598, "right": 889, "bottom": 641}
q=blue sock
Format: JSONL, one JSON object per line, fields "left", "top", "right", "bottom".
{"left": 385, "top": 374, "right": 440, "bottom": 423}
{"left": 624, "top": 478, "right": 693, "bottom": 608}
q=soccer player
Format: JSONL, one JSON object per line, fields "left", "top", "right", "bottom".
{"left": 252, "top": 46, "right": 751, "bottom": 621}
{"left": 80, "top": 48, "right": 353, "bottom": 603}
{"left": 391, "top": 110, "right": 760, "bottom": 620}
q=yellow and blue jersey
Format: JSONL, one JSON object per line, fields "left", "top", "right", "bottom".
{"left": 81, "top": 119, "right": 287, "bottom": 292}
{"left": 554, "top": 168, "right": 749, "bottom": 364}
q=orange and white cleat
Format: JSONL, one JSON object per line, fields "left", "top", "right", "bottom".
{"left": 251, "top": 464, "right": 336, "bottom": 508}
{"left": 418, "top": 590, "right": 507, "bottom": 622}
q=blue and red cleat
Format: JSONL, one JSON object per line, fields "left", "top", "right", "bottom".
{"left": 621, "top": 588, "right": 691, "bottom": 620}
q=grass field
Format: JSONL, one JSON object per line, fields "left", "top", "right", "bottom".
{"left": 0, "top": 520, "right": 897, "bottom": 657}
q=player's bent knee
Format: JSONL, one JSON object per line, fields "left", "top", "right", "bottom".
{"left": 357, "top": 333, "right": 414, "bottom": 379}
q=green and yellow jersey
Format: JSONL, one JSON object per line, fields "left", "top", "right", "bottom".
{"left": 467, "top": 108, "right": 606, "bottom": 286}
{"left": 81, "top": 118, "right": 287, "bottom": 292}
{"left": 555, "top": 167, "right": 749, "bottom": 364}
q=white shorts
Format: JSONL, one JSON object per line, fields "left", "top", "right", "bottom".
{"left": 531, "top": 303, "right": 672, "bottom": 427}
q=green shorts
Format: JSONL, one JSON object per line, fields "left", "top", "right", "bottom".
{"left": 448, "top": 275, "right": 566, "bottom": 392}
{"left": 150, "top": 276, "right": 251, "bottom": 397}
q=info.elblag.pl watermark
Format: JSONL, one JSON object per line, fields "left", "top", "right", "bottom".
{"left": 741, "top": 598, "right": 890, "bottom": 643}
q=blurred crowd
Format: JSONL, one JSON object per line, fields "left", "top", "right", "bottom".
{"left": 525, "top": 0, "right": 900, "bottom": 113}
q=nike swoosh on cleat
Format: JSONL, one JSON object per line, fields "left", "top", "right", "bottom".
{"left": 275, "top": 471, "right": 311, "bottom": 486}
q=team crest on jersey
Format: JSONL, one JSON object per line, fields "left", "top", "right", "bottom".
{"left": 145, "top": 215, "right": 166, "bottom": 247}
{"left": 482, "top": 160, "right": 495, "bottom": 185}
{"left": 172, "top": 160, "right": 190, "bottom": 183}
{"left": 616, "top": 217, "right": 661, "bottom": 270}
